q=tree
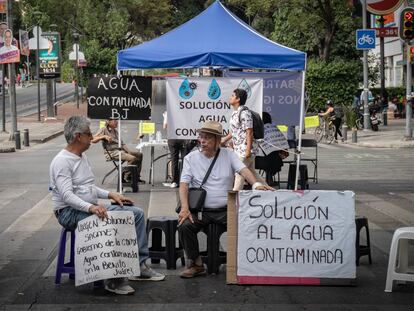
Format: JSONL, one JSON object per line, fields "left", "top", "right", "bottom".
{"left": 228, "top": 0, "right": 361, "bottom": 61}
{"left": 18, "top": 0, "right": 172, "bottom": 75}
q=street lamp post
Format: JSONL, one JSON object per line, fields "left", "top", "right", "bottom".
{"left": 50, "top": 24, "right": 58, "bottom": 115}
{"left": 73, "top": 32, "right": 79, "bottom": 109}
{"left": 33, "top": 11, "right": 42, "bottom": 122}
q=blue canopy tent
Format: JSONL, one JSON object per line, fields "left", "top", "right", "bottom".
{"left": 117, "top": 0, "right": 307, "bottom": 189}
{"left": 117, "top": 1, "right": 305, "bottom": 71}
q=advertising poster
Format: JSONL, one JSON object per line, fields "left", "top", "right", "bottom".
{"left": 19, "top": 30, "right": 30, "bottom": 56}
{"left": 0, "top": 27, "right": 20, "bottom": 64}
{"left": 39, "top": 32, "right": 60, "bottom": 78}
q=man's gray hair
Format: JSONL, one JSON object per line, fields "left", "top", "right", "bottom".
{"left": 64, "top": 116, "right": 91, "bottom": 144}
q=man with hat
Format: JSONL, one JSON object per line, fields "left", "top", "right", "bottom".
{"left": 93, "top": 118, "right": 145, "bottom": 183}
{"left": 177, "top": 121, "right": 273, "bottom": 278}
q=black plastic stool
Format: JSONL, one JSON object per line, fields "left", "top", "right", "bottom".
{"left": 287, "top": 164, "right": 309, "bottom": 190}
{"left": 147, "top": 216, "right": 185, "bottom": 269}
{"left": 119, "top": 165, "right": 138, "bottom": 193}
{"left": 200, "top": 223, "right": 227, "bottom": 274}
{"left": 355, "top": 216, "right": 372, "bottom": 266}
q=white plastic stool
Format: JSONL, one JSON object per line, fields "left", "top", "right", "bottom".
{"left": 384, "top": 227, "right": 414, "bottom": 292}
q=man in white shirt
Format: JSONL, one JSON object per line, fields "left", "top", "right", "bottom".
{"left": 50, "top": 116, "right": 164, "bottom": 295}
{"left": 178, "top": 121, "right": 273, "bottom": 278}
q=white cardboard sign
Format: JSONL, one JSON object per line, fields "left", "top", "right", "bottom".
{"left": 166, "top": 77, "right": 263, "bottom": 139}
{"left": 75, "top": 211, "right": 140, "bottom": 286}
{"left": 237, "top": 190, "right": 356, "bottom": 279}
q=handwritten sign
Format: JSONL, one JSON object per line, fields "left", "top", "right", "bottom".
{"left": 75, "top": 211, "right": 140, "bottom": 286}
{"left": 87, "top": 76, "right": 152, "bottom": 120}
{"left": 237, "top": 190, "right": 355, "bottom": 282}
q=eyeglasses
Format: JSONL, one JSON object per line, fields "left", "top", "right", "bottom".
{"left": 197, "top": 134, "right": 215, "bottom": 141}
{"left": 79, "top": 131, "right": 92, "bottom": 137}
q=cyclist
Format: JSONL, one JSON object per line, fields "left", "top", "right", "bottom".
{"left": 319, "top": 100, "right": 343, "bottom": 143}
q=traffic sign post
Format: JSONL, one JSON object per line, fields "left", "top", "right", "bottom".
{"left": 356, "top": 29, "right": 376, "bottom": 50}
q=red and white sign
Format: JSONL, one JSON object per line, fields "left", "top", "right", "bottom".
{"left": 367, "top": 0, "right": 404, "bottom": 15}
{"left": 374, "top": 27, "right": 398, "bottom": 37}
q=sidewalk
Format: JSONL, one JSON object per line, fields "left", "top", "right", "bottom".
{"left": 351, "top": 118, "right": 414, "bottom": 148}
{"left": 0, "top": 101, "right": 87, "bottom": 153}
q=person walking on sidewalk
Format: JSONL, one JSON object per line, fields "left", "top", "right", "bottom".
{"left": 50, "top": 116, "right": 164, "bottom": 295}
{"left": 178, "top": 121, "right": 273, "bottom": 278}
{"left": 221, "top": 88, "right": 267, "bottom": 190}
{"left": 93, "top": 118, "right": 145, "bottom": 183}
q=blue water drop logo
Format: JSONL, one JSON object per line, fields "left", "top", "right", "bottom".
{"left": 207, "top": 79, "right": 221, "bottom": 100}
{"left": 179, "top": 79, "right": 194, "bottom": 99}
{"left": 237, "top": 79, "right": 252, "bottom": 98}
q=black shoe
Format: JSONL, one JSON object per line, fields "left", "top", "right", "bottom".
{"left": 137, "top": 178, "right": 146, "bottom": 184}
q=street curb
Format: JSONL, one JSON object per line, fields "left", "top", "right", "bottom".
{"left": 31, "top": 130, "right": 64, "bottom": 144}
{"left": 0, "top": 146, "right": 15, "bottom": 153}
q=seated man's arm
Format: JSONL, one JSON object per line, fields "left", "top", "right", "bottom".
{"left": 53, "top": 162, "right": 108, "bottom": 218}
{"left": 178, "top": 182, "right": 194, "bottom": 225}
{"left": 239, "top": 168, "right": 274, "bottom": 191}
{"left": 178, "top": 156, "right": 194, "bottom": 225}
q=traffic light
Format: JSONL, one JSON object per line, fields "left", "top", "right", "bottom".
{"left": 400, "top": 8, "right": 414, "bottom": 40}
{"left": 409, "top": 45, "right": 414, "bottom": 62}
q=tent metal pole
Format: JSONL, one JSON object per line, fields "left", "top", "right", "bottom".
{"left": 294, "top": 70, "right": 306, "bottom": 190}
{"left": 118, "top": 118, "right": 123, "bottom": 194}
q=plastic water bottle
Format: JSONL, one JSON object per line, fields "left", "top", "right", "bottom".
{"left": 156, "top": 131, "right": 162, "bottom": 142}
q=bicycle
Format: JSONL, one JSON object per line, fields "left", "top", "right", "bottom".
{"left": 314, "top": 115, "right": 335, "bottom": 144}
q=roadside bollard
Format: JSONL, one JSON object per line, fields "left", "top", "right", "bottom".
{"left": 342, "top": 125, "right": 348, "bottom": 141}
{"left": 352, "top": 129, "right": 357, "bottom": 143}
{"left": 14, "top": 131, "right": 21, "bottom": 149}
{"left": 23, "top": 129, "right": 30, "bottom": 147}
{"left": 383, "top": 111, "right": 387, "bottom": 126}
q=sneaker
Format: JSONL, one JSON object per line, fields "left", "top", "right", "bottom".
{"left": 105, "top": 280, "right": 135, "bottom": 295}
{"left": 129, "top": 264, "right": 165, "bottom": 281}
{"left": 180, "top": 263, "right": 206, "bottom": 278}
{"left": 169, "top": 182, "right": 178, "bottom": 188}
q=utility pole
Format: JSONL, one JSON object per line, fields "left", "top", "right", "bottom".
{"left": 1, "top": 64, "right": 5, "bottom": 132}
{"left": 379, "top": 15, "right": 387, "bottom": 126}
{"left": 405, "top": 44, "right": 413, "bottom": 139}
{"left": 36, "top": 23, "right": 40, "bottom": 121}
{"left": 73, "top": 32, "right": 79, "bottom": 109}
{"left": 7, "top": 0, "right": 17, "bottom": 139}
{"left": 362, "top": 0, "right": 370, "bottom": 130}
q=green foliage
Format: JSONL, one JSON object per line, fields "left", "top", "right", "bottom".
{"left": 306, "top": 59, "right": 360, "bottom": 112}
{"left": 343, "top": 105, "right": 357, "bottom": 129}
{"left": 19, "top": 0, "right": 172, "bottom": 76}
{"left": 61, "top": 61, "right": 75, "bottom": 83}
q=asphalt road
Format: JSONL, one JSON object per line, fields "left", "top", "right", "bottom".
{"left": 1, "top": 83, "right": 77, "bottom": 119}
{"left": 0, "top": 123, "right": 413, "bottom": 310}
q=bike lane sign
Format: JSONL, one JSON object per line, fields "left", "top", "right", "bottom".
{"left": 356, "top": 29, "right": 376, "bottom": 50}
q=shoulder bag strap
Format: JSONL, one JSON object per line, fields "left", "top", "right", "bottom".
{"left": 200, "top": 148, "right": 221, "bottom": 188}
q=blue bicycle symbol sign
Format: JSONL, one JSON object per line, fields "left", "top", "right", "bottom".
{"left": 356, "top": 29, "right": 376, "bottom": 50}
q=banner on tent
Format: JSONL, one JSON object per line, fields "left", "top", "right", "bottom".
{"left": 224, "top": 71, "right": 303, "bottom": 126}
{"left": 87, "top": 76, "right": 152, "bottom": 120}
{"left": 236, "top": 190, "right": 355, "bottom": 283}
{"left": 166, "top": 77, "right": 263, "bottom": 139}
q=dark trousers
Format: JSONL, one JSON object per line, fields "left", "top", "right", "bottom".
{"left": 178, "top": 210, "right": 226, "bottom": 261}
{"left": 168, "top": 139, "right": 186, "bottom": 184}
{"left": 167, "top": 140, "right": 197, "bottom": 184}
{"left": 332, "top": 118, "right": 342, "bottom": 140}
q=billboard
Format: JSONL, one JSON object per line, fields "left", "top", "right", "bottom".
{"left": 39, "top": 32, "right": 61, "bottom": 78}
